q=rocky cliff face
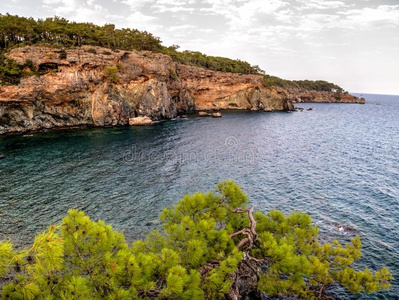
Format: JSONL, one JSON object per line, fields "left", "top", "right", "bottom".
{"left": 0, "top": 46, "right": 364, "bottom": 135}
{"left": 0, "top": 46, "right": 294, "bottom": 134}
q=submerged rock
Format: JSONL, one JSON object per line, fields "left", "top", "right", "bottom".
{"left": 0, "top": 154, "right": 5, "bottom": 159}
{"left": 332, "top": 223, "right": 358, "bottom": 235}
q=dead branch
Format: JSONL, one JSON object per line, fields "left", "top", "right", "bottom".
{"left": 230, "top": 207, "right": 257, "bottom": 251}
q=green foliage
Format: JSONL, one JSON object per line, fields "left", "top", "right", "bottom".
{"left": 0, "top": 14, "right": 162, "bottom": 52}
{"left": 104, "top": 66, "right": 118, "bottom": 83}
{"left": 0, "top": 181, "right": 393, "bottom": 299}
{"left": 162, "top": 47, "right": 263, "bottom": 74}
{"left": 169, "top": 67, "right": 177, "bottom": 80}
{"left": 87, "top": 48, "right": 97, "bottom": 54}
{"left": 0, "top": 14, "right": 262, "bottom": 76}
{"left": 59, "top": 49, "right": 67, "bottom": 59}
{"left": 24, "top": 59, "right": 36, "bottom": 72}
{"left": 0, "top": 57, "right": 23, "bottom": 84}
{"left": 117, "top": 62, "right": 125, "bottom": 71}
{"left": 262, "top": 74, "right": 344, "bottom": 92}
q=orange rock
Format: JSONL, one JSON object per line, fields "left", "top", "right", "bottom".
{"left": 0, "top": 46, "right": 297, "bottom": 134}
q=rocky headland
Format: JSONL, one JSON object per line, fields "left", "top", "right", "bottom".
{"left": 0, "top": 46, "right": 363, "bottom": 134}
{"left": 286, "top": 89, "right": 365, "bottom": 104}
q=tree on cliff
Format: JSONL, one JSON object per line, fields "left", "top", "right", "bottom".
{"left": 0, "top": 13, "right": 263, "bottom": 82}
{"left": 0, "top": 181, "right": 392, "bottom": 299}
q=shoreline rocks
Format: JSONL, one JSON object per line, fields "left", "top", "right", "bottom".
{"left": 198, "top": 111, "right": 211, "bottom": 117}
{"left": 212, "top": 112, "right": 222, "bottom": 118}
{"left": 198, "top": 111, "right": 223, "bottom": 118}
{"left": 128, "top": 116, "right": 154, "bottom": 126}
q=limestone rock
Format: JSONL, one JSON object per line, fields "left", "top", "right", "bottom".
{"left": 198, "top": 111, "right": 211, "bottom": 117}
{"left": 0, "top": 46, "right": 298, "bottom": 134}
{"left": 211, "top": 112, "right": 222, "bottom": 118}
{"left": 129, "top": 116, "right": 154, "bottom": 126}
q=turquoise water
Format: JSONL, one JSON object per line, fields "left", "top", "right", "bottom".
{"left": 0, "top": 93, "right": 398, "bottom": 298}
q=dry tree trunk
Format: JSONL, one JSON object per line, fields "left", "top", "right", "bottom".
{"left": 228, "top": 207, "right": 265, "bottom": 300}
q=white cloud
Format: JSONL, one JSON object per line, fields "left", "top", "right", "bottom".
{"left": 121, "top": 11, "right": 162, "bottom": 33}
{"left": 41, "top": 0, "right": 112, "bottom": 24}
{"left": 153, "top": 5, "right": 195, "bottom": 13}
{"left": 121, "top": 0, "right": 151, "bottom": 11}
{"left": 9, "top": 0, "right": 393, "bottom": 93}
{"left": 125, "top": 11, "right": 159, "bottom": 27}
{"left": 297, "top": 0, "right": 349, "bottom": 10}
{"left": 340, "top": 5, "right": 399, "bottom": 28}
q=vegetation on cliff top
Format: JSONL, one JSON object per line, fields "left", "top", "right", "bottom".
{"left": 0, "top": 181, "right": 392, "bottom": 299}
{"left": 262, "top": 75, "right": 344, "bottom": 93}
{"left": 0, "top": 13, "right": 262, "bottom": 82}
{"left": 0, "top": 14, "right": 345, "bottom": 93}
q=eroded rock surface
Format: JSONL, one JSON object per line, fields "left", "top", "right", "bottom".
{"left": 0, "top": 46, "right": 361, "bottom": 134}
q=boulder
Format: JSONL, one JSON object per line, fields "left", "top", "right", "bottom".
{"left": 128, "top": 116, "right": 154, "bottom": 126}
{"left": 0, "top": 154, "right": 5, "bottom": 159}
{"left": 198, "top": 111, "right": 211, "bottom": 117}
{"left": 211, "top": 112, "right": 222, "bottom": 118}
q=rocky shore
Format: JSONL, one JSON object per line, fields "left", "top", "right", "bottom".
{"left": 0, "top": 46, "right": 362, "bottom": 134}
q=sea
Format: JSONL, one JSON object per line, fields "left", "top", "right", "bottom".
{"left": 0, "top": 93, "right": 398, "bottom": 299}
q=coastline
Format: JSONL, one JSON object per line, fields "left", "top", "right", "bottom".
{"left": 0, "top": 46, "right": 363, "bottom": 135}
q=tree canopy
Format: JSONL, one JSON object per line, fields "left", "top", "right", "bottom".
{"left": 0, "top": 13, "right": 262, "bottom": 83}
{"left": 0, "top": 181, "right": 392, "bottom": 299}
{"left": 262, "top": 75, "right": 344, "bottom": 93}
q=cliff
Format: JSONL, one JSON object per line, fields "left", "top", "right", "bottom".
{"left": 0, "top": 46, "right": 365, "bottom": 135}
{"left": 0, "top": 46, "right": 294, "bottom": 134}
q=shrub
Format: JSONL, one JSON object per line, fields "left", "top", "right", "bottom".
{"left": 45, "top": 53, "right": 56, "bottom": 58}
{"left": 24, "top": 59, "right": 36, "bottom": 72}
{"left": 59, "top": 50, "right": 67, "bottom": 59}
{"left": 0, "top": 58, "right": 23, "bottom": 84}
{"left": 50, "top": 43, "right": 63, "bottom": 49}
{"left": 117, "top": 62, "right": 125, "bottom": 71}
{"left": 104, "top": 66, "right": 118, "bottom": 83}
{"left": 102, "top": 50, "right": 112, "bottom": 55}
{"left": 0, "top": 181, "right": 392, "bottom": 299}
{"left": 169, "top": 67, "right": 177, "bottom": 80}
{"left": 87, "top": 48, "right": 97, "bottom": 54}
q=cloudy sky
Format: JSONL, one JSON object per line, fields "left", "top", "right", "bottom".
{"left": 2, "top": 0, "right": 399, "bottom": 94}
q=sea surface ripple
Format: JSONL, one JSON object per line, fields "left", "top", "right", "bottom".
{"left": 0, "top": 93, "right": 398, "bottom": 299}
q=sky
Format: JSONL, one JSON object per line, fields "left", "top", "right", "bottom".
{"left": 1, "top": 0, "right": 399, "bottom": 95}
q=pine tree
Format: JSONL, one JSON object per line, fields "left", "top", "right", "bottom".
{"left": 0, "top": 181, "right": 393, "bottom": 299}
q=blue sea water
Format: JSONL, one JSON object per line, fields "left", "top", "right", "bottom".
{"left": 0, "top": 93, "right": 398, "bottom": 298}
